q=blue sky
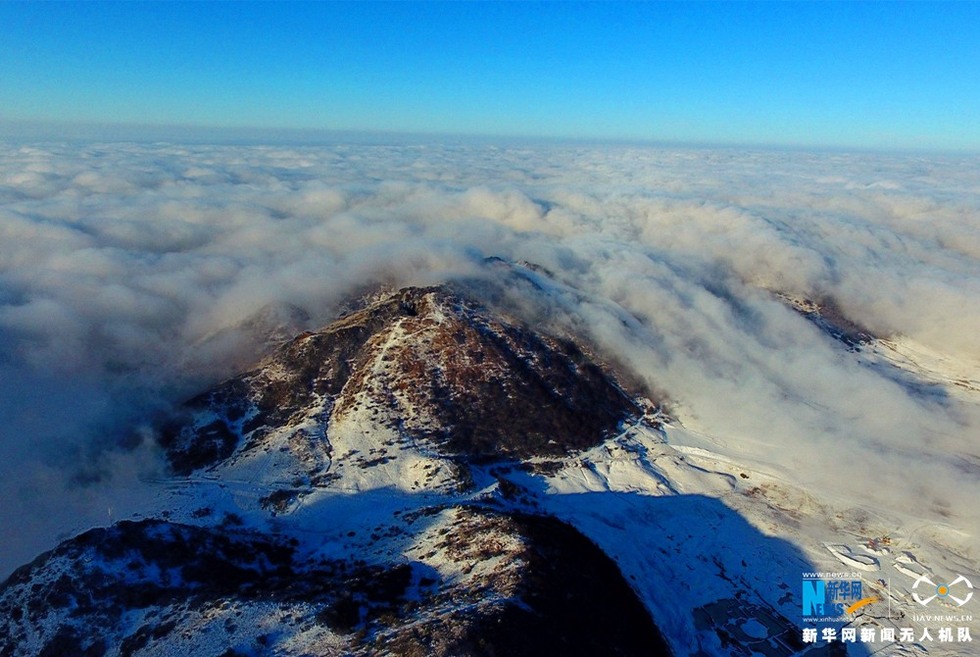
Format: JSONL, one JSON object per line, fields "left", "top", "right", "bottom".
{"left": 1, "top": 1, "right": 978, "bottom": 150}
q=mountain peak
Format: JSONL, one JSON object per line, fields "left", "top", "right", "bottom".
{"left": 161, "top": 285, "right": 642, "bottom": 479}
{"left": 1, "top": 283, "right": 679, "bottom": 657}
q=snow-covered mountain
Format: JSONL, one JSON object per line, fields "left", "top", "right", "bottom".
{"left": 0, "top": 285, "right": 672, "bottom": 657}
{"left": 2, "top": 281, "right": 972, "bottom": 656}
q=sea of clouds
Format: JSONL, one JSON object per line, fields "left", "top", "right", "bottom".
{"left": 1, "top": 139, "right": 978, "bottom": 576}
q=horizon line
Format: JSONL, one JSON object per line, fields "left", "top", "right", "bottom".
{"left": 1, "top": 117, "right": 976, "bottom": 158}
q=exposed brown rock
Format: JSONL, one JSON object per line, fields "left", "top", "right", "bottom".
{"left": 162, "top": 286, "right": 642, "bottom": 474}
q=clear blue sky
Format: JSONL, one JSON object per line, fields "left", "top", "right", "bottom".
{"left": 1, "top": 1, "right": 978, "bottom": 150}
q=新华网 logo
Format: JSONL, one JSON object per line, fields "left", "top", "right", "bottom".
{"left": 803, "top": 578, "right": 877, "bottom": 617}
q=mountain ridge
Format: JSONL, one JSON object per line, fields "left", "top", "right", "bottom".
{"left": 1, "top": 283, "right": 676, "bottom": 657}
{"left": 2, "top": 279, "right": 887, "bottom": 657}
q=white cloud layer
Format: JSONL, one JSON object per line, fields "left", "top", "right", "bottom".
{"left": 1, "top": 140, "right": 979, "bottom": 575}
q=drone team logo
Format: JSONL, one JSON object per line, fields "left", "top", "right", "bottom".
{"left": 912, "top": 574, "right": 974, "bottom": 607}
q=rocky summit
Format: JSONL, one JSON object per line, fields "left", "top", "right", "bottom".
{"left": 0, "top": 285, "right": 672, "bottom": 657}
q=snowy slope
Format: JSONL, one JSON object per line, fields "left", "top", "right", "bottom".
{"left": 2, "top": 282, "right": 976, "bottom": 657}
{"left": 0, "top": 285, "right": 669, "bottom": 657}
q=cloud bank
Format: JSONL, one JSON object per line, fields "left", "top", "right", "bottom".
{"left": 1, "top": 140, "right": 979, "bottom": 576}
